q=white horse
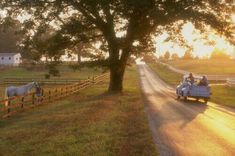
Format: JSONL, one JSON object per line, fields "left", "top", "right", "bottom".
{"left": 5, "top": 82, "right": 40, "bottom": 108}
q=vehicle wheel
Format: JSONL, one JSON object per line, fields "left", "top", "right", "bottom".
{"left": 204, "top": 99, "right": 208, "bottom": 104}
{"left": 184, "top": 96, "right": 187, "bottom": 101}
{"left": 195, "top": 98, "right": 199, "bottom": 102}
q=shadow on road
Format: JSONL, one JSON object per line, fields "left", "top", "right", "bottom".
{"left": 142, "top": 90, "right": 208, "bottom": 130}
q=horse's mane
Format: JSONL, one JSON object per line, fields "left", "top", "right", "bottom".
{"left": 21, "top": 82, "right": 34, "bottom": 87}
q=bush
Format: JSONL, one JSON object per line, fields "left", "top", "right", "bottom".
{"left": 182, "top": 51, "right": 193, "bottom": 60}
{"left": 48, "top": 67, "right": 60, "bottom": 77}
{"left": 69, "top": 64, "right": 81, "bottom": 71}
{"left": 44, "top": 74, "right": 50, "bottom": 79}
{"left": 210, "top": 49, "right": 230, "bottom": 60}
{"left": 46, "top": 61, "right": 61, "bottom": 77}
{"left": 69, "top": 60, "right": 109, "bottom": 71}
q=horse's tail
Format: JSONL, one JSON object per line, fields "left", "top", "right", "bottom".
{"left": 5, "top": 88, "right": 9, "bottom": 107}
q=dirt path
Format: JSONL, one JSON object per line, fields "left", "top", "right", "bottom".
{"left": 138, "top": 63, "right": 235, "bottom": 156}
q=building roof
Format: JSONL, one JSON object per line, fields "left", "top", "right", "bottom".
{"left": 0, "top": 53, "right": 21, "bottom": 57}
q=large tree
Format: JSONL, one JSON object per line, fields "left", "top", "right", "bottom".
{"left": 0, "top": 19, "right": 22, "bottom": 53}
{"left": 0, "top": 0, "right": 234, "bottom": 93}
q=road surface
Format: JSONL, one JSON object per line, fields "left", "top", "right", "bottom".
{"left": 138, "top": 63, "right": 235, "bottom": 156}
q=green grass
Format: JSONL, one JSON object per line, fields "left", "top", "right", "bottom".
{"left": 0, "top": 66, "right": 104, "bottom": 99}
{"left": 0, "top": 65, "right": 103, "bottom": 79}
{"left": 147, "top": 61, "right": 235, "bottom": 107}
{"left": 0, "top": 67, "right": 44, "bottom": 79}
{"left": 148, "top": 62, "right": 182, "bottom": 86}
{"left": 0, "top": 66, "right": 158, "bottom": 156}
{"left": 166, "top": 59, "right": 235, "bottom": 75}
{"left": 0, "top": 87, "right": 5, "bottom": 99}
{"left": 210, "top": 85, "right": 235, "bottom": 107}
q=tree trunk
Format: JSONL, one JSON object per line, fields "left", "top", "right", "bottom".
{"left": 77, "top": 51, "right": 81, "bottom": 64}
{"left": 103, "top": 27, "right": 131, "bottom": 93}
{"left": 108, "top": 46, "right": 130, "bottom": 93}
{"left": 108, "top": 62, "right": 125, "bottom": 93}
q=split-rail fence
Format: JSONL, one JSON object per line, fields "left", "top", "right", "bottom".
{"left": 0, "top": 73, "right": 108, "bottom": 118}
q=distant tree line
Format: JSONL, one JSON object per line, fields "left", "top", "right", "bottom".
{"left": 159, "top": 49, "right": 232, "bottom": 61}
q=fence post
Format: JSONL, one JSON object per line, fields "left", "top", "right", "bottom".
{"left": 48, "top": 90, "right": 51, "bottom": 102}
{"left": 21, "top": 97, "right": 24, "bottom": 109}
{"left": 76, "top": 83, "right": 79, "bottom": 92}
{"left": 7, "top": 99, "right": 11, "bottom": 115}
{"left": 74, "top": 84, "right": 77, "bottom": 92}
{"left": 32, "top": 92, "right": 35, "bottom": 105}
{"left": 61, "top": 88, "right": 63, "bottom": 98}
{"left": 70, "top": 86, "right": 73, "bottom": 94}
{"left": 55, "top": 89, "right": 57, "bottom": 100}
{"left": 88, "top": 77, "right": 90, "bottom": 84}
{"left": 92, "top": 76, "right": 95, "bottom": 84}
{"left": 40, "top": 89, "right": 44, "bottom": 104}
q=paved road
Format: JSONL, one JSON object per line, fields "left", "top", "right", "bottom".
{"left": 138, "top": 63, "right": 235, "bottom": 156}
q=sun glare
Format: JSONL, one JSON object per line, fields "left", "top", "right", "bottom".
{"left": 0, "top": 10, "right": 7, "bottom": 18}
{"left": 155, "top": 22, "right": 234, "bottom": 58}
{"left": 232, "top": 14, "right": 235, "bottom": 23}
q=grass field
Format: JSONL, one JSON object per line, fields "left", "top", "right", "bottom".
{"left": 148, "top": 62, "right": 182, "bottom": 86}
{"left": 166, "top": 59, "right": 235, "bottom": 75}
{"left": 210, "top": 86, "right": 235, "bottom": 107}
{"left": 0, "top": 65, "right": 104, "bottom": 79}
{"left": 0, "top": 66, "right": 158, "bottom": 156}
{"left": 0, "top": 66, "right": 104, "bottom": 99}
{"left": 147, "top": 61, "right": 235, "bottom": 107}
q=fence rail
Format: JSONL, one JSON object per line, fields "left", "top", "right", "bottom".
{"left": 227, "top": 78, "right": 235, "bottom": 87}
{"left": 157, "top": 61, "right": 235, "bottom": 82}
{"left": 0, "top": 73, "right": 109, "bottom": 118}
{"left": 0, "top": 78, "right": 86, "bottom": 85}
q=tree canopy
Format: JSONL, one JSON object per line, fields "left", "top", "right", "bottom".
{"left": 164, "top": 51, "right": 170, "bottom": 60}
{"left": 0, "top": 0, "right": 234, "bottom": 92}
{"left": 171, "top": 53, "right": 180, "bottom": 60}
{"left": 183, "top": 50, "right": 194, "bottom": 59}
{"left": 0, "top": 19, "right": 22, "bottom": 53}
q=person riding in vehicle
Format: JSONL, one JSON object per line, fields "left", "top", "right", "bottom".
{"left": 187, "top": 73, "right": 195, "bottom": 85}
{"left": 198, "top": 75, "right": 208, "bottom": 86}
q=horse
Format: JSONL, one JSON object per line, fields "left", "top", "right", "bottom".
{"left": 5, "top": 82, "right": 41, "bottom": 108}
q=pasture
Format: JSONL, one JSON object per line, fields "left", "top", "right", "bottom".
{"left": 148, "top": 62, "right": 182, "bottom": 86}
{"left": 0, "top": 66, "right": 104, "bottom": 99}
{"left": 166, "top": 59, "right": 235, "bottom": 75}
{"left": 0, "top": 66, "right": 157, "bottom": 156}
{"left": 0, "top": 65, "right": 104, "bottom": 79}
{"left": 147, "top": 61, "right": 235, "bottom": 107}
{"left": 210, "top": 86, "right": 235, "bottom": 108}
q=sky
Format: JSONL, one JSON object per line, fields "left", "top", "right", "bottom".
{"left": 155, "top": 21, "right": 235, "bottom": 58}
{"left": 1, "top": 9, "right": 234, "bottom": 59}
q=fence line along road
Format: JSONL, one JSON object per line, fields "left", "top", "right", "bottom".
{"left": 0, "top": 73, "right": 109, "bottom": 118}
{"left": 157, "top": 61, "right": 235, "bottom": 82}
{"left": 227, "top": 78, "right": 235, "bottom": 87}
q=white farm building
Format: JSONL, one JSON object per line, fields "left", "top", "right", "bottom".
{"left": 0, "top": 53, "right": 22, "bottom": 66}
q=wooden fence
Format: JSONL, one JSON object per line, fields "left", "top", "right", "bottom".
{"left": 0, "top": 73, "right": 109, "bottom": 118}
{"left": 227, "top": 78, "right": 235, "bottom": 87}
{"left": 0, "top": 78, "right": 84, "bottom": 85}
